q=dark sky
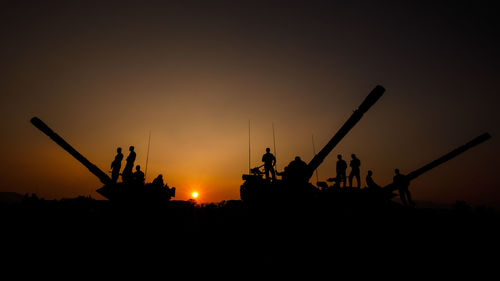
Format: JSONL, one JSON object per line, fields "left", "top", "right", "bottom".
{"left": 1, "top": 0, "right": 499, "bottom": 205}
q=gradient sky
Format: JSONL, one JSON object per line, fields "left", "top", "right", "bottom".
{"left": 1, "top": 0, "right": 499, "bottom": 206}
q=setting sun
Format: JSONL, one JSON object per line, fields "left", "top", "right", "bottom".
{"left": 192, "top": 192, "right": 199, "bottom": 199}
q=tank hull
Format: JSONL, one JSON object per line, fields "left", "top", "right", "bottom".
{"left": 240, "top": 178, "right": 396, "bottom": 209}
{"left": 97, "top": 183, "right": 175, "bottom": 203}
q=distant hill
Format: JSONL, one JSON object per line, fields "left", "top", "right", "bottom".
{"left": 0, "top": 192, "right": 25, "bottom": 204}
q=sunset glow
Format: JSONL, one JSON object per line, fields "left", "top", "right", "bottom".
{"left": 0, "top": 1, "right": 498, "bottom": 207}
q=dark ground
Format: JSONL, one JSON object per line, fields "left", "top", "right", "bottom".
{"left": 1, "top": 194, "right": 499, "bottom": 276}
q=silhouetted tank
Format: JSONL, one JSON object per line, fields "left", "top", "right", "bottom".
{"left": 30, "top": 117, "right": 175, "bottom": 203}
{"left": 240, "top": 85, "right": 385, "bottom": 204}
{"left": 240, "top": 86, "right": 491, "bottom": 207}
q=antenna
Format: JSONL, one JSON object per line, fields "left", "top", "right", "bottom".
{"left": 312, "top": 134, "right": 319, "bottom": 183}
{"left": 248, "top": 120, "right": 251, "bottom": 173}
{"left": 272, "top": 122, "right": 278, "bottom": 171}
{"left": 145, "top": 130, "right": 151, "bottom": 181}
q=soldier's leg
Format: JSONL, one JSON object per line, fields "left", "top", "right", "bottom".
{"left": 122, "top": 165, "right": 131, "bottom": 183}
{"left": 399, "top": 189, "right": 408, "bottom": 206}
{"left": 406, "top": 190, "right": 415, "bottom": 207}
{"left": 356, "top": 172, "right": 361, "bottom": 188}
{"left": 270, "top": 167, "right": 276, "bottom": 181}
{"left": 264, "top": 166, "right": 270, "bottom": 181}
{"left": 111, "top": 170, "right": 118, "bottom": 183}
{"left": 348, "top": 172, "right": 353, "bottom": 188}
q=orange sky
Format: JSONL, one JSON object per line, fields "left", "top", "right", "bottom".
{"left": 1, "top": 1, "right": 499, "bottom": 206}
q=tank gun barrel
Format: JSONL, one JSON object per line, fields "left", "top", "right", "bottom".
{"left": 384, "top": 133, "right": 491, "bottom": 192}
{"left": 30, "top": 117, "right": 112, "bottom": 185}
{"left": 306, "top": 85, "right": 385, "bottom": 179}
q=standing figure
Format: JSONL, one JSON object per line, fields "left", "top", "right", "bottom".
{"left": 348, "top": 154, "right": 361, "bottom": 188}
{"left": 133, "top": 165, "right": 145, "bottom": 185}
{"left": 110, "top": 147, "right": 123, "bottom": 183}
{"left": 336, "top": 154, "right": 347, "bottom": 188}
{"left": 122, "top": 146, "right": 136, "bottom": 183}
{"left": 393, "top": 169, "right": 414, "bottom": 207}
{"left": 262, "top": 147, "right": 276, "bottom": 182}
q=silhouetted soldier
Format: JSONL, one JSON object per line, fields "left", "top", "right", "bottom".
{"left": 365, "top": 170, "right": 380, "bottom": 189}
{"left": 348, "top": 154, "right": 361, "bottom": 188}
{"left": 262, "top": 147, "right": 276, "bottom": 181}
{"left": 133, "top": 165, "right": 145, "bottom": 185}
{"left": 122, "top": 146, "right": 136, "bottom": 183}
{"left": 277, "top": 166, "right": 289, "bottom": 181}
{"left": 152, "top": 174, "right": 164, "bottom": 188}
{"left": 110, "top": 147, "right": 123, "bottom": 183}
{"left": 393, "top": 169, "right": 414, "bottom": 207}
{"left": 336, "top": 155, "right": 347, "bottom": 188}
{"left": 287, "top": 156, "right": 308, "bottom": 183}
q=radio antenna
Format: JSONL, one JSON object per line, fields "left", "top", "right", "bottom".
{"left": 272, "top": 122, "right": 278, "bottom": 171}
{"left": 145, "top": 130, "right": 151, "bottom": 181}
{"left": 312, "top": 134, "right": 319, "bottom": 183}
{"left": 248, "top": 120, "right": 251, "bottom": 173}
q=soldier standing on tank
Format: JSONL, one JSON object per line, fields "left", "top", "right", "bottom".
{"left": 262, "top": 147, "right": 276, "bottom": 182}
{"left": 393, "top": 169, "right": 414, "bottom": 207}
{"left": 348, "top": 154, "right": 361, "bottom": 188}
{"left": 336, "top": 154, "right": 347, "bottom": 188}
{"left": 110, "top": 147, "right": 123, "bottom": 183}
{"left": 122, "top": 146, "right": 136, "bottom": 183}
